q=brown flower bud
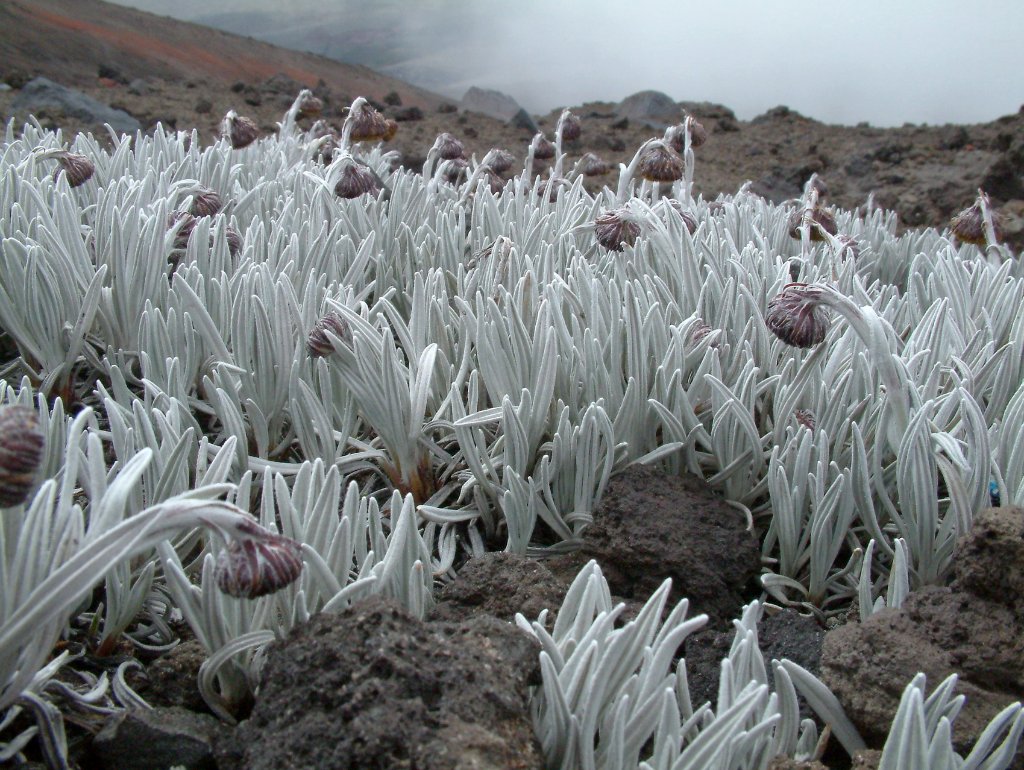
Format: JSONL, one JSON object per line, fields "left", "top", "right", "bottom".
{"left": 807, "top": 173, "right": 828, "bottom": 199}
{"left": 347, "top": 99, "right": 390, "bottom": 143}
{"left": 765, "top": 283, "right": 831, "bottom": 348}
{"left": 296, "top": 91, "right": 323, "bottom": 119}
{"left": 834, "top": 234, "right": 860, "bottom": 261}
{"left": 439, "top": 158, "right": 469, "bottom": 185}
{"left": 689, "top": 318, "right": 719, "bottom": 348}
{"left": 334, "top": 162, "right": 382, "bottom": 199}
{"left": 486, "top": 149, "right": 516, "bottom": 175}
{"left": 0, "top": 406, "right": 45, "bottom": 507}
{"left": 307, "top": 311, "right": 352, "bottom": 357}
{"left": 636, "top": 141, "right": 684, "bottom": 183}
{"left": 794, "top": 409, "right": 816, "bottom": 430}
{"left": 435, "top": 133, "right": 465, "bottom": 160}
{"left": 215, "top": 533, "right": 303, "bottom": 599}
{"left": 660, "top": 199, "right": 698, "bottom": 234}
{"left": 685, "top": 116, "right": 707, "bottom": 148}
{"left": 787, "top": 205, "right": 838, "bottom": 241}
{"left": 167, "top": 211, "right": 197, "bottom": 250}
{"left": 578, "top": 152, "right": 610, "bottom": 176}
{"left": 224, "top": 226, "right": 243, "bottom": 258}
{"left": 664, "top": 124, "right": 686, "bottom": 153}
{"left": 593, "top": 208, "right": 641, "bottom": 251}
{"left": 190, "top": 188, "right": 223, "bottom": 218}
{"left": 221, "top": 111, "right": 260, "bottom": 149}
{"left": 51, "top": 151, "right": 95, "bottom": 188}
{"left": 951, "top": 191, "right": 1002, "bottom": 246}
{"left": 531, "top": 133, "right": 555, "bottom": 160}
{"left": 559, "top": 111, "right": 582, "bottom": 142}
{"left": 382, "top": 118, "right": 399, "bottom": 142}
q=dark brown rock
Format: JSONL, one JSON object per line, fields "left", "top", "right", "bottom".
{"left": 766, "top": 758, "right": 828, "bottom": 770}
{"left": 92, "top": 706, "right": 226, "bottom": 770}
{"left": 140, "top": 638, "right": 210, "bottom": 714}
{"left": 216, "top": 596, "right": 543, "bottom": 770}
{"left": 575, "top": 465, "right": 761, "bottom": 628}
{"left": 431, "top": 551, "right": 566, "bottom": 624}
{"left": 821, "top": 510, "right": 1024, "bottom": 764}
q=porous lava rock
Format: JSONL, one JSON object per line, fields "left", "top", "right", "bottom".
{"left": 820, "top": 507, "right": 1024, "bottom": 764}
{"left": 92, "top": 705, "right": 225, "bottom": 770}
{"left": 570, "top": 464, "right": 761, "bottom": 628}
{"left": 431, "top": 551, "right": 567, "bottom": 624}
{"left": 216, "top": 596, "right": 543, "bottom": 770}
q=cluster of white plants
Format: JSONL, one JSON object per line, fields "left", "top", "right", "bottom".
{"left": 0, "top": 92, "right": 1022, "bottom": 767}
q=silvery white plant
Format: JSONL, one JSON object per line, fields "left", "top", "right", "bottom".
{"left": 3, "top": 93, "right": 1024, "bottom": 766}
{"left": 523, "top": 561, "right": 1023, "bottom": 770}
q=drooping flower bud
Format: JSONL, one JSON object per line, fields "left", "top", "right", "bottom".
{"left": 439, "top": 158, "right": 469, "bottom": 185}
{"left": 215, "top": 532, "right": 304, "bottom": 599}
{"left": 167, "top": 211, "right": 197, "bottom": 251}
{"left": 664, "top": 124, "right": 686, "bottom": 153}
{"left": 51, "top": 151, "right": 95, "bottom": 188}
{"left": 659, "top": 198, "right": 698, "bottom": 234}
{"left": 593, "top": 208, "right": 641, "bottom": 251}
{"left": 346, "top": 99, "right": 390, "bottom": 143}
{"left": 307, "top": 311, "right": 353, "bottom": 357}
{"left": 0, "top": 406, "right": 45, "bottom": 508}
{"left": 578, "top": 152, "right": 610, "bottom": 176}
{"left": 296, "top": 90, "right": 323, "bottom": 119}
{"left": 794, "top": 409, "right": 816, "bottom": 431}
{"left": 382, "top": 118, "right": 399, "bottom": 142}
{"left": 334, "top": 162, "right": 382, "bottom": 199}
{"left": 765, "top": 283, "right": 832, "bottom": 348}
{"left": 834, "top": 234, "right": 860, "bottom": 261}
{"left": 787, "top": 205, "right": 838, "bottom": 241}
{"left": 221, "top": 111, "right": 260, "bottom": 149}
{"left": 689, "top": 318, "right": 720, "bottom": 348}
{"left": 435, "top": 133, "right": 465, "bottom": 160}
{"left": 559, "top": 111, "right": 582, "bottom": 142}
{"left": 950, "top": 190, "right": 1002, "bottom": 246}
{"left": 486, "top": 149, "right": 515, "bottom": 175}
{"left": 531, "top": 133, "right": 555, "bottom": 161}
{"left": 636, "top": 141, "right": 684, "bottom": 183}
{"left": 685, "top": 116, "right": 707, "bottom": 148}
{"left": 189, "top": 188, "right": 223, "bottom": 218}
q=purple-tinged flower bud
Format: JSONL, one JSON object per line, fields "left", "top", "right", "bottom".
{"left": 660, "top": 199, "right": 698, "bottom": 234}
{"left": 225, "top": 226, "right": 243, "bottom": 258}
{"left": 685, "top": 116, "right": 707, "bottom": 148}
{"left": 296, "top": 91, "right": 323, "bottom": 119}
{"left": 578, "top": 152, "right": 610, "bottom": 176}
{"left": 486, "top": 149, "right": 515, "bottom": 175}
{"left": 481, "top": 168, "right": 504, "bottom": 195}
{"left": 307, "top": 311, "right": 352, "bottom": 357}
{"left": 593, "top": 208, "right": 641, "bottom": 251}
{"left": 167, "top": 211, "right": 197, "bottom": 251}
{"left": 0, "top": 406, "right": 44, "bottom": 508}
{"left": 439, "top": 158, "right": 469, "bottom": 185}
{"left": 765, "top": 283, "right": 832, "bottom": 348}
{"left": 794, "top": 409, "right": 816, "bottom": 431}
{"left": 787, "top": 205, "right": 838, "bottom": 241}
{"left": 347, "top": 99, "right": 390, "bottom": 142}
{"left": 435, "top": 132, "right": 465, "bottom": 160}
{"left": 190, "top": 188, "right": 223, "bottom": 218}
{"left": 531, "top": 133, "right": 555, "bottom": 161}
{"left": 689, "top": 318, "right": 719, "bottom": 348}
{"left": 538, "top": 177, "right": 570, "bottom": 202}
{"left": 215, "top": 532, "right": 303, "bottom": 599}
{"left": 382, "top": 118, "right": 399, "bottom": 142}
{"left": 51, "top": 151, "right": 95, "bottom": 188}
{"left": 334, "top": 162, "right": 382, "bottom": 199}
{"left": 951, "top": 190, "right": 1002, "bottom": 246}
{"left": 807, "top": 173, "right": 828, "bottom": 199}
{"left": 636, "top": 141, "right": 684, "bottom": 183}
{"left": 559, "top": 111, "right": 582, "bottom": 142}
{"left": 834, "top": 234, "right": 860, "bottom": 261}
{"left": 664, "top": 124, "right": 686, "bottom": 153}
{"left": 221, "top": 111, "right": 260, "bottom": 149}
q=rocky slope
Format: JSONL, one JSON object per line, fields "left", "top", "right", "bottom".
{"left": 2, "top": 0, "right": 1022, "bottom": 251}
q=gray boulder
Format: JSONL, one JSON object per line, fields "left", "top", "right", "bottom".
{"left": 461, "top": 86, "right": 537, "bottom": 132}
{"left": 11, "top": 77, "right": 140, "bottom": 134}
{"left": 616, "top": 89, "right": 681, "bottom": 127}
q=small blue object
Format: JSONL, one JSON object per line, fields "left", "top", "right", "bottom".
{"left": 989, "top": 480, "right": 1000, "bottom": 507}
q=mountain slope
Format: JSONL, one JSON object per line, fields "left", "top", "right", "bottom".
{"left": 0, "top": 0, "right": 446, "bottom": 109}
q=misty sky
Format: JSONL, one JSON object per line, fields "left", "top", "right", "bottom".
{"left": 109, "top": 0, "right": 1023, "bottom": 126}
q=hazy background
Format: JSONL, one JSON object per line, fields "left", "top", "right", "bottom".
{"left": 108, "top": 0, "right": 1023, "bottom": 127}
